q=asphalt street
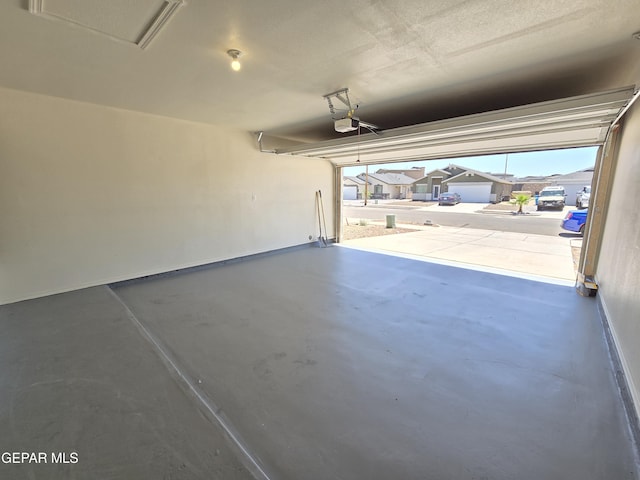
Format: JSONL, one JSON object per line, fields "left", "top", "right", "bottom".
{"left": 343, "top": 204, "right": 565, "bottom": 236}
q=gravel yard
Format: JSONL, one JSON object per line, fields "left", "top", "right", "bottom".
{"left": 342, "top": 222, "right": 421, "bottom": 241}
{"left": 482, "top": 200, "right": 532, "bottom": 212}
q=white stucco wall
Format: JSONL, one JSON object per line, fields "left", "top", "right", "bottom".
{"left": 597, "top": 100, "right": 640, "bottom": 415}
{"left": 0, "top": 86, "right": 333, "bottom": 304}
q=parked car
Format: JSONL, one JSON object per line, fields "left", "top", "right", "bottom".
{"left": 561, "top": 209, "right": 587, "bottom": 235}
{"left": 438, "top": 192, "right": 461, "bottom": 205}
{"left": 576, "top": 185, "right": 591, "bottom": 209}
{"left": 537, "top": 186, "right": 566, "bottom": 210}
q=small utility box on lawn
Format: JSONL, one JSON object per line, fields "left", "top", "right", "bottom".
{"left": 386, "top": 214, "right": 396, "bottom": 228}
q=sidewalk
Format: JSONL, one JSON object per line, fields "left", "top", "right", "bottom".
{"left": 341, "top": 223, "right": 576, "bottom": 282}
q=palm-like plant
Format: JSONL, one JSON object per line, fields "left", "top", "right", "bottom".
{"left": 512, "top": 193, "right": 531, "bottom": 214}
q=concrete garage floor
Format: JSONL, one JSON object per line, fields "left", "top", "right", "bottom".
{"left": 1, "top": 246, "right": 638, "bottom": 479}
{"left": 0, "top": 287, "right": 254, "bottom": 479}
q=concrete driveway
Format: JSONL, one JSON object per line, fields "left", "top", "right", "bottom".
{"left": 342, "top": 224, "right": 576, "bottom": 283}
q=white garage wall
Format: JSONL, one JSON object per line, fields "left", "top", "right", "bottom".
{"left": 0, "top": 86, "right": 334, "bottom": 305}
{"left": 597, "top": 99, "right": 640, "bottom": 418}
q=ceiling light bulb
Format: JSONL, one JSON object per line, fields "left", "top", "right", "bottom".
{"left": 227, "top": 49, "right": 242, "bottom": 72}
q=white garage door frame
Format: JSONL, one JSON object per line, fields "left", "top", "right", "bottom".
{"left": 446, "top": 182, "right": 492, "bottom": 203}
{"left": 281, "top": 87, "right": 636, "bottom": 245}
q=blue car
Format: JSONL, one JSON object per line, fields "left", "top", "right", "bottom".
{"left": 438, "top": 192, "right": 461, "bottom": 205}
{"left": 561, "top": 209, "right": 587, "bottom": 235}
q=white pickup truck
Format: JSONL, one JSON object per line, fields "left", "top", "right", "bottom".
{"left": 537, "top": 186, "right": 566, "bottom": 211}
{"left": 576, "top": 186, "right": 591, "bottom": 209}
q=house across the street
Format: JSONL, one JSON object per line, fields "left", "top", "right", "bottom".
{"left": 410, "top": 165, "right": 594, "bottom": 203}
{"left": 412, "top": 164, "right": 513, "bottom": 202}
{"left": 355, "top": 170, "right": 416, "bottom": 199}
{"left": 343, "top": 175, "right": 371, "bottom": 200}
{"left": 546, "top": 168, "right": 594, "bottom": 196}
{"left": 375, "top": 166, "right": 425, "bottom": 180}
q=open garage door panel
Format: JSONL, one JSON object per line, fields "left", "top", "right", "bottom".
{"left": 274, "top": 87, "right": 635, "bottom": 165}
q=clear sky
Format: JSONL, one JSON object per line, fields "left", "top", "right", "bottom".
{"left": 342, "top": 146, "right": 598, "bottom": 178}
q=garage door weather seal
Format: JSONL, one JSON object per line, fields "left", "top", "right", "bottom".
{"left": 106, "top": 286, "right": 273, "bottom": 480}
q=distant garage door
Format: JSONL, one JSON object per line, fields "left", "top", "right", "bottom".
{"left": 343, "top": 185, "right": 357, "bottom": 200}
{"left": 447, "top": 183, "right": 491, "bottom": 203}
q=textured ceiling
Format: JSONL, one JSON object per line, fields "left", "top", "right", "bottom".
{"left": 0, "top": 0, "right": 638, "bottom": 142}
